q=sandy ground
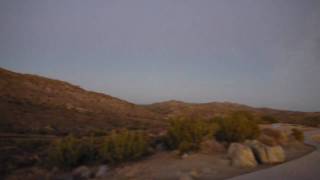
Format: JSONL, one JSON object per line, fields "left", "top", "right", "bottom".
{"left": 3, "top": 124, "right": 316, "bottom": 180}
{"left": 102, "top": 124, "right": 315, "bottom": 180}
{"left": 228, "top": 128, "right": 320, "bottom": 180}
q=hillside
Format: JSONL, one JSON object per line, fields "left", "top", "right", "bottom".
{"left": 0, "top": 68, "right": 162, "bottom": 135}
{"left": 145, "top": 100, "right": 320, "bottom": 126}
{"left": 0, "top": 67, "right": 319, "bottom": 135}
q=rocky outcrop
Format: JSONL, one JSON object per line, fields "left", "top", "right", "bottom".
{"left": 246, "top": 140, "right": 285, "bottom": 164}
{"left": 266, "top": 146, "right": 285, "bottom": 163}
{"left": 228, "top": 143, "right": 257, "bottom": 168}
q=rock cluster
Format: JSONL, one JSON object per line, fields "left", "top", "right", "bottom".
{"left": 228, "top": 143, "right": 258, "bottom": 168}
{"left": 228, "top": 140, "right": 286, "bottom": 168}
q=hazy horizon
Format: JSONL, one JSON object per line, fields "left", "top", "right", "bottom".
{"left": 1, "top": 0, "right": 320, "bottom": 112}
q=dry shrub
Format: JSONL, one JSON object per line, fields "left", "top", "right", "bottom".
{"left": 291, "top": 128, "right": 304, "bottom": 142}
{"left": 261, "top": 115, "right": 279, "bottom": 124}
{"left": 99, "top": 129, "right": 149, "bottom": 163}
{"left": 48, "top": 135, "right": 97, "bottom": 168}
{"left": 165, "top": 118, "right": 219, "bottom": 153}
{"left": 215, "top": 111, "right": 260, "bottom": 143}
{"left": 261, "top": 128, "right": 288, "bottom": 145}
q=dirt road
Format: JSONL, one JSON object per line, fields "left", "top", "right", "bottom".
{"left": 228, "top": 129, "right": 320, "bottom": 180}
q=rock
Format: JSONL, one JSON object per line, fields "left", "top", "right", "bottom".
{"left": 72, "top": 166, "right": 92, "bottom": 180}
{"left": 179, "top": 174, "right": 194, "bottom": 180}
{"left": 246, "top": 140, "right": 285, "bottom": 164}
{"left": 228, "top": 143, "right": 257, "bottom": 168}
{"left": 95, "top": 165, "right": 109, "bottom": 178}
{"left": 181, "top": 153, "right": 189, "bottom": 159}
{"left": 259, "top": 134, "right": 278, "bottom": 146}
{"left": 200, "top": 139, "right": 225, "bottom": 154}
{"left": 189, "top": 169, "right": 200, "bottom": 178}
{"left": 266, "top": 146, "right": 285, "bottom": 164}
{"left": 245, "top": 140, "right": 269, "bottom": 164}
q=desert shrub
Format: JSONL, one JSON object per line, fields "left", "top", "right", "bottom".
{"left": 261, "top": 115, "right": 279, "bottom": 124}
{"left": 15, "top": 139, "right": 50, "bottom": 151}
{"left": 88, "top": 128, "right": 107, "bottom": 137}
{"left": 48, "top": 135, "right": 97, "bottom": 168}
{"left": 291, "top": 128, "right": 304, "bottom": 142}
{"left": 99, "top": 129, "right": 149, "bottom": 163}
{"left": 165, "top": 118, "right": 219, "bottom": 153}
{"left": 302, "top": 116, "right": 320, "bottom": 127}
{"left": 215, "top": 112, "right": 260, "bottom": 142}
{"left": 178, "top": 141, "right": 194, "bottom": 154}
{"left": 261, "top": 128, "right": 288, "bottom": 145}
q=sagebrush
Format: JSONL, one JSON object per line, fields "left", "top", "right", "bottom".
{"left": 215, "top": 111, "right": 260, "bottom": 142}
{"left": 165, "top": 118, "right": 219, "bottom": 153}
{"left": 100, "top": 129, "right": 149, "bottom": 163}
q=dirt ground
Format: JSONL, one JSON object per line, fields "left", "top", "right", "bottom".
{"left": 103, "top": 143, "right": 313, "bottom": 180}
{"left": 3, "top": 124, "right": 316, "bottom": 180}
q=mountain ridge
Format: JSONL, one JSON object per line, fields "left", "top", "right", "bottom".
{"left": 0, "top": 67, "right": 319, "bottom": 134}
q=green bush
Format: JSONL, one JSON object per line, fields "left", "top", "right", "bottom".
{"left": 165, "top": 118, "right": 218, "bottom": 153}
{"left": 261, "top": 115, "right": 279, "bottom": 124}
{"left": 99, "top": 129, "right": 149, "bottom": 163}
{"left": 48, "top": 135, "right": 97, "bottom": 168}
{"left": 291, "top": 128, "right": 304, "bottom": 142}
{"left": 215, "top": 112, "right": 260, "bottom": 142}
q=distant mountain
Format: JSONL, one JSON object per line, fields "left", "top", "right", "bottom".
{"left": 145, "top": 100, "right": 320, "bottom": 125}
{"left": 0, "top": 67, "right": 319, "bottom": 135}
{"left": 0, "top": 67, "right": 162, "bottom": 134}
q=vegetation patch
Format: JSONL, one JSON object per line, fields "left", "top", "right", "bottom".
{"left": 100, "top": 129, "right": 149, "bottom": 163}
{"left": 291, "top": 128, "right": 304, "bottom": 142}
{"left": 165, "top": 118, "right": 219, "bottom": 153}
{"left": 215, "top": 111, "right": 260, "bottom": 143}
{"left": 48, "top": 135, "right": 97, "bottom": 168}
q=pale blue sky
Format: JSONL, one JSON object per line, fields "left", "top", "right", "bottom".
{"left": 0, "top": 0, "right": 319, "bottom": 111}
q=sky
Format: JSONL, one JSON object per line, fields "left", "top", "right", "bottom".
{"left": 0, "top": 0, "right": 319, "bottom": 112}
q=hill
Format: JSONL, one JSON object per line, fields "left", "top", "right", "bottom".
{"left": 145, "top": 100, "right": 320, "bottom": 126}
{"left": 0, "top": 67, "right": 319, "bottom": 135}
{"left": 0, "top": 68, "right": 162, "bottom": 135}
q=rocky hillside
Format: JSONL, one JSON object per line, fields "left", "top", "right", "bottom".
{"left": 145, "top": 100, "right": 320, "bottom": 126}
{"left": 0, "top": 67, "right": 319, "bottom": 135}
{"left": 0, "top": 68, "right": 162, "bottom": 134}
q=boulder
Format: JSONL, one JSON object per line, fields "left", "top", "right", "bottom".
{"left": 72, "top": 166, "right": 92, "bottom": 180}
{"left": 245, "top": 140, "right": 269, "bottom": 164}
{"left": 246, "top": 140, "right": 285, "bottom": 164}
{"left": 266, "top": 146, "right": 285, "bottom": 163}
{"left": 228, "top": 143, "right": 257, "bottom": 168}
{"left": 259, "top": 134, "right": 278, "bottom": 146}
{"left": 95, "top": 165, "right": 109, "bottom": 178}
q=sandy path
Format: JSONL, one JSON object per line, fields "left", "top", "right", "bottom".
{"left": 228, "top": 129, "right": 320, "bottom": 180}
